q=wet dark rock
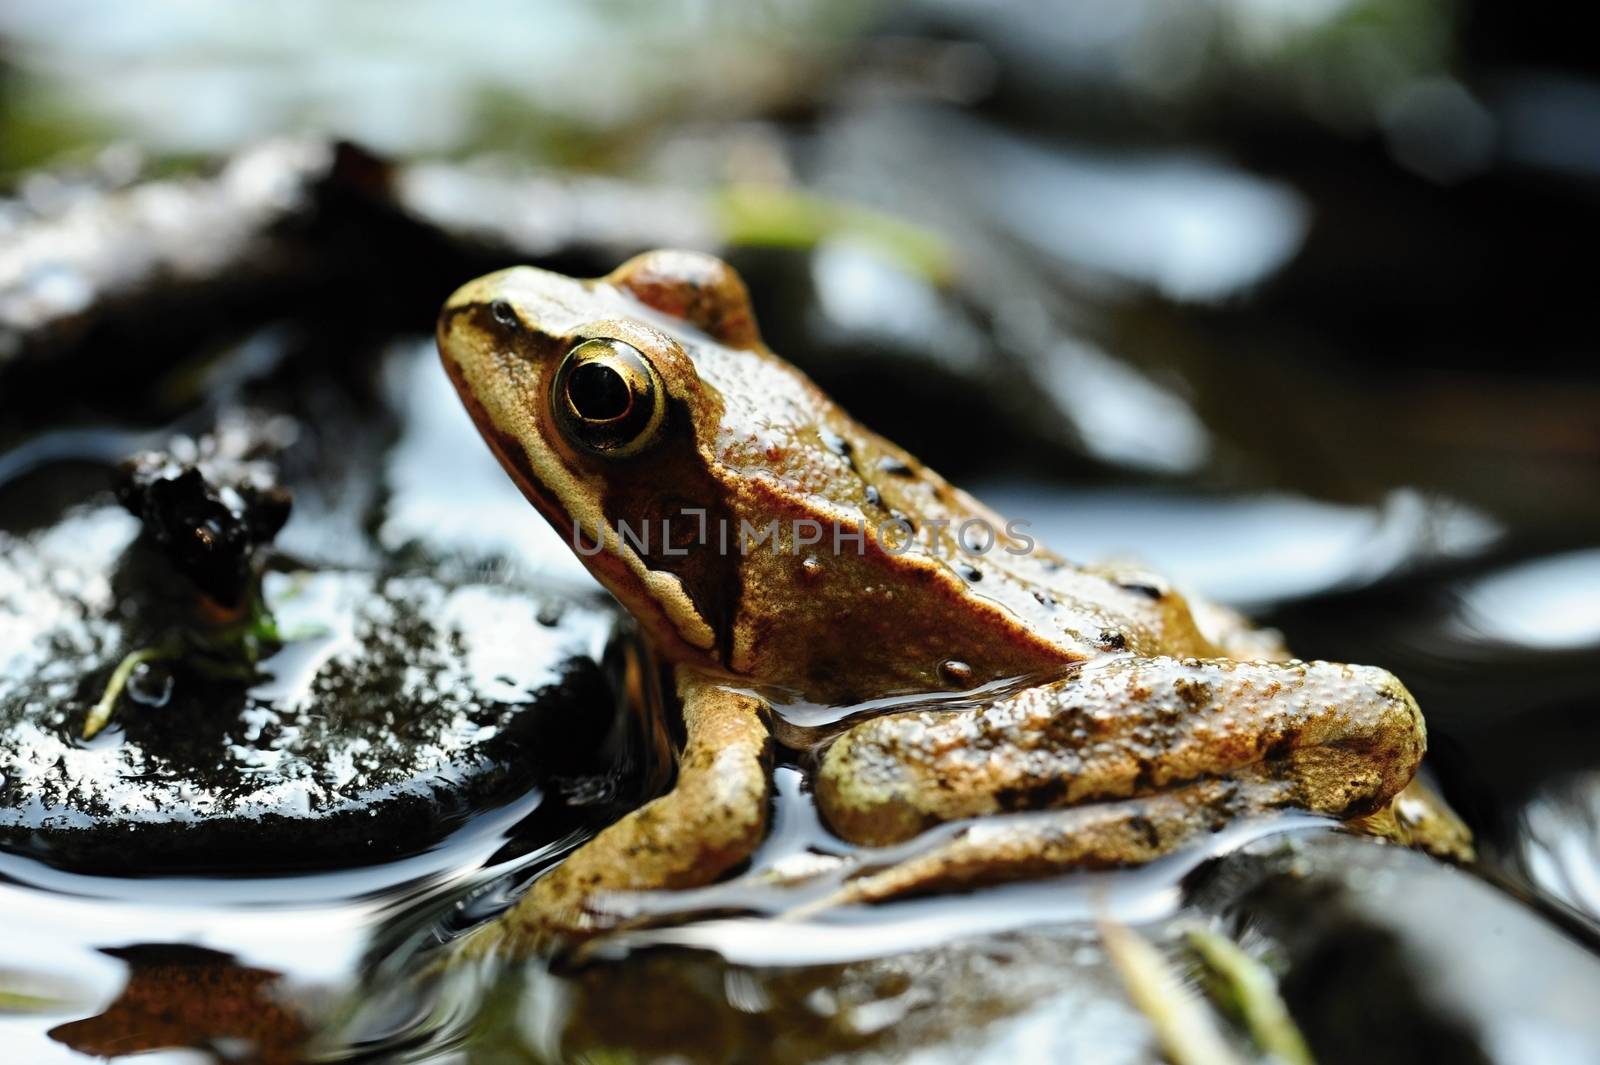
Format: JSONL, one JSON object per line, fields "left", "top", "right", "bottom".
{"left": 1192, "top": 833, "right": 1600, "bottom": 1065}
{"left": 0, "top": 141, "right": 379, "bottom": 377}
{"left": 0, "top": 139, "right": 717, "bottom": 435}
{"left": 0, "top": 504, "right": 625, "bottom": 873}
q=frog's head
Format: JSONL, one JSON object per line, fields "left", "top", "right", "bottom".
{"left": 439, "top": 251, "right": 1083, "bottom": 701}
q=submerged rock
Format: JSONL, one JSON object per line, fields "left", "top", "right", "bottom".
{"left": 0, "top": 503, "right": 625, "bottom": 873}
{"left": 1192, "top": 832, "right": 1600, "bottom": 1065}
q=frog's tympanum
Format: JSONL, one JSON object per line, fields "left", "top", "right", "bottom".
{"left": 438, "top": 250, "right": 1469, "bottom": 947}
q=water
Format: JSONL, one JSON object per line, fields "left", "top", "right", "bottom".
{"left": 5, "top": 398, "right": 1600, "bottom": 1061}
{"left": 5, "top": 19, "right": 1600, "bottom": 1047}
{"left": 579, "top": 813, "right": 1328, "bottom": 966}
{"left": 0, "top": 803, "right": 545, "bottom": 1063}
{"left": 314, "top": 770, "right": 1330, "bottom": 1062}
{"left": 0, "top": 719, "right": 1328, "bottom": 1063}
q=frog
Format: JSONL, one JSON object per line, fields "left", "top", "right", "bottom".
{"left": 437, "top": 249, "right": 1470, "bottom": 947}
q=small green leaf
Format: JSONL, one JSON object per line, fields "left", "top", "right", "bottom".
{"left": 1186, "top": 925, "right": 1315, "bottom": 1065}
{"left": 715, "top": 184, "right": 954, "bottom": 284}
{"left": 1102, "top": 919, "right": 1247, "bottom": 1065}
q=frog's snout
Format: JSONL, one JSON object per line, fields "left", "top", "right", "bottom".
{"left": 436, "top": 269, "right": 533, "bottom": 381}
{"left": 442, "top": 270, "right": 502, "bottom": 313}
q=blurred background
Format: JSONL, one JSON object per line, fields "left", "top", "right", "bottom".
{"left": 5, "top": 0, "right": 1598, "bottom": 804}
{"left": 2, "top": 2, "right": 1600, "bottom": 1063}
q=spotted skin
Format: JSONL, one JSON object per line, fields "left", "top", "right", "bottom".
{"left": 438, "top": 250, "right": 1467, "bottom": 948}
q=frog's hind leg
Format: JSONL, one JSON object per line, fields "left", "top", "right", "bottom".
{"left": 484, "top": 668, "right": 771, "bottom": 953}
{"left": 791, "top": 774, "right": 1290, "bottom": 916}
{"left": 816, "top": 656, "right": 1426, "bottom": 849}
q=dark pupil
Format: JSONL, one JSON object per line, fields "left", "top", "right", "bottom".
{"left": 568, "top": 361, "right": 632, "bottom": 421}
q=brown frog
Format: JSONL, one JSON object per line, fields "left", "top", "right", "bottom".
{"left": 437, "top": 250, "right": 1469, "bottom": 946}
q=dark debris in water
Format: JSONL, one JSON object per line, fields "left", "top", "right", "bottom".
{"left": 116, "top": 436, "right": 291, "bottom": 609}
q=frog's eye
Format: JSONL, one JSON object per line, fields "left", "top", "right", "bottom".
{"left": 550, "top": 338, "right": 667, "bottom": 458}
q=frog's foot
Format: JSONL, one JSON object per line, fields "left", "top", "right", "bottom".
{"left": 473, "top": 670, "right": 771, "bottom": 957}
{"left": 816, "top": 656, "right": 1430, "bottom": 852}
{"left": 1347, "top": 777, "right": 1475, "bottom": 862}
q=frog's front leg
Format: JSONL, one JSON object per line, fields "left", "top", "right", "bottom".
{"left": 817, "top": 656, "right": 1424, "bottom": 851}
{"left": 488, "top": 667, "right": 771, "bottom": 951}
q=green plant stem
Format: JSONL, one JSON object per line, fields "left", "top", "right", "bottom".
{"left": 1102, "top": 919, "right": 1246, "bottom": 1065}
{"left": 1187, "top": 925, "right": 1316, "bottom": 1065}
{"left": 83, "top": 643, "right": 178, "bottom": 740}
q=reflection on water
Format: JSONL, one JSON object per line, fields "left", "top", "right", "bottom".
{"left": 1515, "top": 772, "right": 1600, "bottom": 934}
{"left": 975, "top": 483, "right": 1498, "bottom": 608}
{"left": 46, "top": 945, "right": 310, "bottom": 1064}
{"left": 1029, "top": 331, "right": 1212, "bottom": 474}
{"left": 968, "top": 125, "right": 1310, "bottom": 301}
{"left": 589, "top": 815, "right": 1326, "bottom": 967}
{"left": 0, "top": 787, "right": 565, "bottom": 1064}
{"left": 345, "top": 923, "right": 1161, "bottom": 1065}
{"left": 827, "top": 105, "right": 1310, "bottom": 303}
{"left": 320, "top": 798, "right": 1328, "bottom": 1062}
{"left": 1451, "top": 548, "right": 1600, "bottom": 651}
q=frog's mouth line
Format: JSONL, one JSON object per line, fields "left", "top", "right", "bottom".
{"left": 435, "top": 305, "right": 619, "bottom": 555}
{"left": 437, "top": 347, "right": 596, "bottom": 573}
{"left": 438, "top": 339, "right": 732, "bottom": 673}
